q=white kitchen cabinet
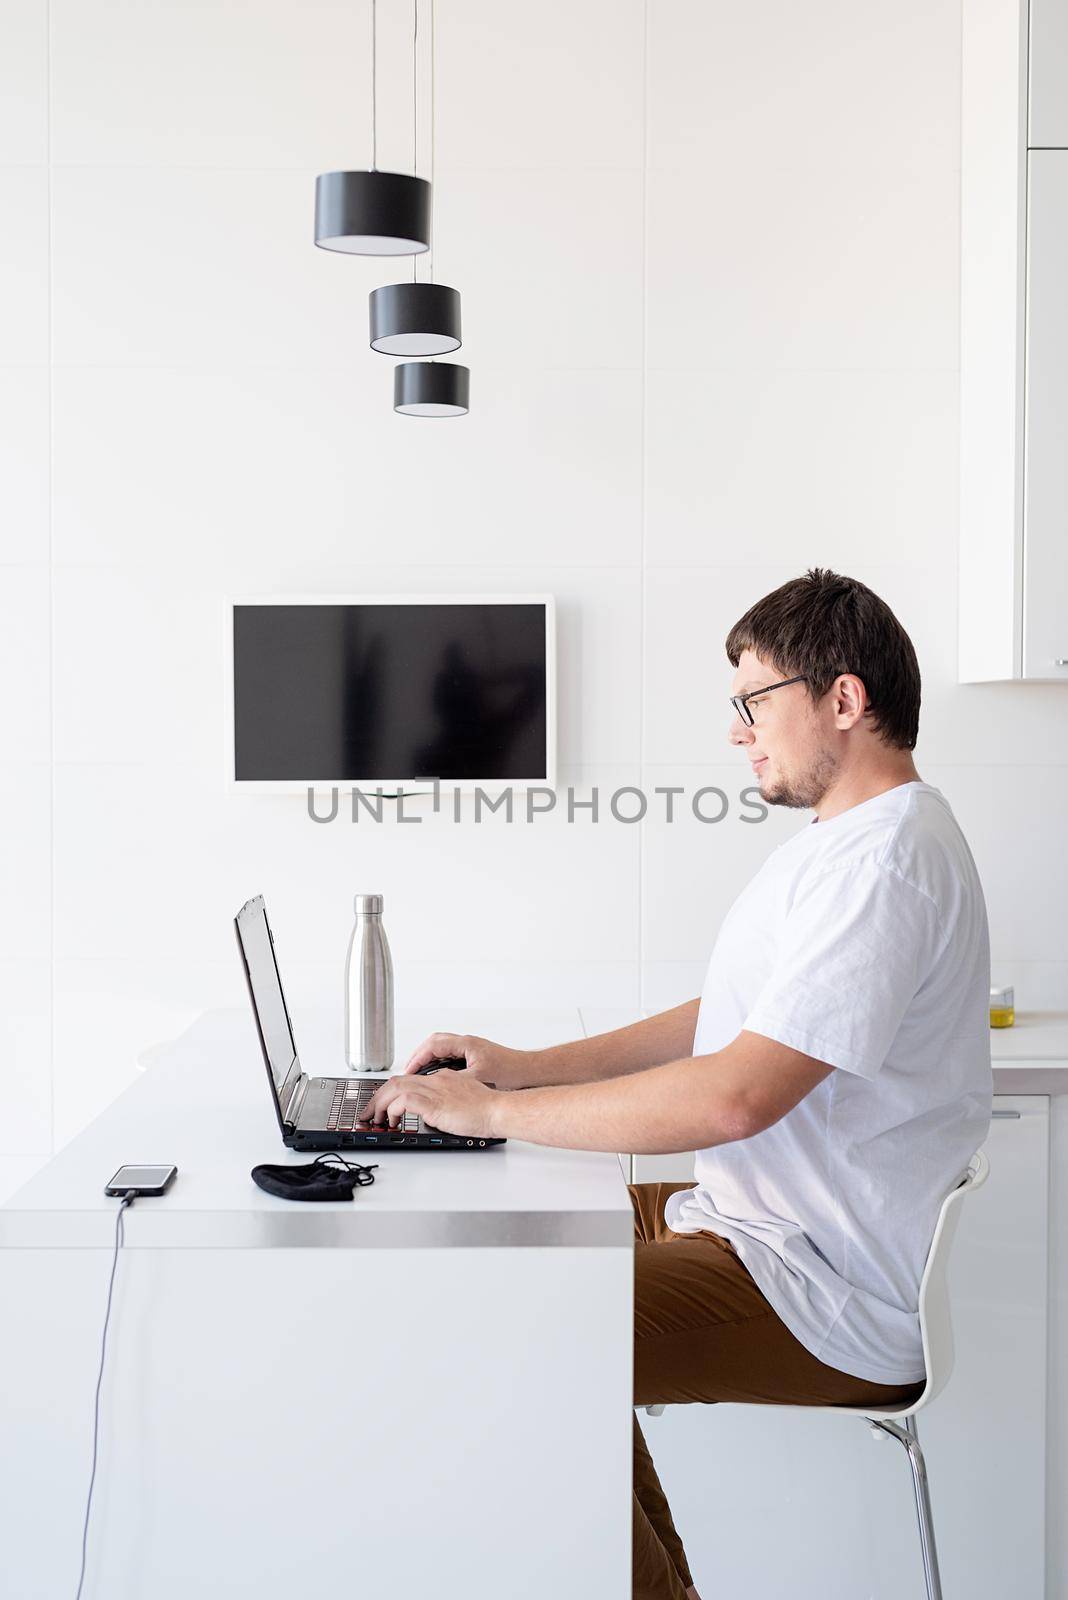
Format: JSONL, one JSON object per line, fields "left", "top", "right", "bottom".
{"left": 635, "top": 1096, "right": 1050, "bottom": 1599}
{"left": 1029, "top": 0, "right": 1068, "bottom": 147}
{"left": 1023, "top": 150, "right": 1068, "bottom": 676}
{"left": 960, "top": 0, "right": 1068, "bottom": 680}
{"left": 631, "top": 1150, "right": 695, "bottom": 1185}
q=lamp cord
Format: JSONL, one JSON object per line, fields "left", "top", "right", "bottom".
{"left": 413, "top": 0, "right": 419, "bottom": 283}
{"left": 429, "top": 0, "right": 435, "bottom": 286}
{"left": 371, "top": 0, "right": 378, "bottom": 170}
{"left": 74, "top": 1191, "right": 135, "bottom": 1600}
{"left": 409, "top": 0, "right": 436, "bottom": 292}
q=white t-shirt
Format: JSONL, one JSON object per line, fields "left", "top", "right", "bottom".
{"left": 663, "top": 780, "right": 992, "bottom": 1385}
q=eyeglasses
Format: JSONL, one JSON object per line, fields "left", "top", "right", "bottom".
{"left": 729, "top": 675, "right": 807, "bottom": 727}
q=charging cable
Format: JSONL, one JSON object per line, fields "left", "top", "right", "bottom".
{"left": 75, "top": 1190, "right": 135, "bottom": 1600}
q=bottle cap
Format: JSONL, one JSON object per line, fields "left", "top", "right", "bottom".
{"left": 354, "top": 893, "right": 383, "bottom": 915}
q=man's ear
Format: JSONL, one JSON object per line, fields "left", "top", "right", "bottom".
{"left": 830, "top": 673, "right": 868, "bottom": 730}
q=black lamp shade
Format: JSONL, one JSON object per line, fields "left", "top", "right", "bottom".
{"left": 314, "top": 170, "right": 430, "bottom": 256}
{"left": 369, "top": 283, "right": 461, "bottom": 356}
{"left": 394, "top": 362, "right": 470, "bottom": 417}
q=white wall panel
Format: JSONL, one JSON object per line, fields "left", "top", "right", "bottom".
{"left": 0, "top": 168, "right": 49, "bottom": 366}
{"left": 647, "top": 0, "right": 960, "bottom": 172}
{"left": 646, "top": 160, "right": 959, "bottom": 373}
{"left": 434, "top": 0, "right": 645, "bottom": 170}
{"left": 0, "top": 368, "right": 50, "bottom": 562}
{"left": 0, "top": 0, "right": 47, "bottom": 164}
{"left": 50, "top": 0, "right": 371, "bottom": 169}
{"left": 0, "top": 776, "right": 50, "bottom": 1217}
{"left": 642, "top": 564, "right": 798, "bottom": 765}
{"left": 51, "top": 957, "right": 250, "bottom": 1147}
{"left": 645, "top": 369, "right": 958, "bottom": 570}
{"left": 0, "top": 0, "right": 51, "bottom": 1161}
{"left": 0, "top": 766, "right": 50, "bottom": 963}
{"left": 50, "top": 0, "right": 645, "bottom": 174}
{"left": 0, "top": 566, "right": 49, "bottom": 762}
{"left": 51, "top": 366, "right": 643, "bottom": 570}
{"left": 0, "top": 962, "right": 51, "bottom": 1154}
{"left": 0, "top": 1156, "right": 50, "bottom": 1205}
{"left": 639, "top": 962, "right": 709, "bottom": 1015}
{"left": 924, "top": 764, "right": 1068, "bottom": 964}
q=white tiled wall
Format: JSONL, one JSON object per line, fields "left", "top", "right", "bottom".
{"left": 3, "top": 0, "right": 1066, "bottom": 1168}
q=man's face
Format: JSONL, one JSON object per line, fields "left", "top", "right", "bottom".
{"left": 729, "top": 649, "right": 838, "bottom": 809}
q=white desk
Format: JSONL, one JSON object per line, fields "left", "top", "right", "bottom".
{"left": 0, "top": 1008, "right": 633, "bottom": 1600}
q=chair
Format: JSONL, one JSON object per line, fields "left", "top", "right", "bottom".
{"left": 643, "top": 1148, "right": 990, "bottom": 1600}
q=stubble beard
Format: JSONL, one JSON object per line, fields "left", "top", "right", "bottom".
{"left": 760, "top": 747, "right": 840, "bottom": 811}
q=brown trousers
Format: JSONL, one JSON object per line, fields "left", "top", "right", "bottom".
{"left": 631, "top": 1182, "right": 926, "bottom": 1600}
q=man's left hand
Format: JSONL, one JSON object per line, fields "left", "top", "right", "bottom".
{"left": 360, "top": 1071, "right": 504, "bottom": 1139}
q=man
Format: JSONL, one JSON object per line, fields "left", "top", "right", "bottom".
{"left": 363, "top": 568, "right": 993, "bottom": 1600}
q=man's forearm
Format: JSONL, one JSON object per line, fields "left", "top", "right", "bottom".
{"left": 491, "top": 1050, "right": 743, "bottom": 1154}
{"left": 521, "top": 999, "right": 700, "bottom": 1087}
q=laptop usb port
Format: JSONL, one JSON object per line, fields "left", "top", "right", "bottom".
{"left": 429, "top": 1136, "right": 443, "bottom": 1145}
{"left": 364, "top": 1134, "right": 378, "bottom": 1143}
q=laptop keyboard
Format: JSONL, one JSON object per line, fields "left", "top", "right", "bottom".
{"left": 327, "top": 1082, "right": 419, "bottom": 1135}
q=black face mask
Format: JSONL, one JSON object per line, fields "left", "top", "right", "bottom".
{"left": 251, "top": 1153, "right": 379, "bottom": 1202}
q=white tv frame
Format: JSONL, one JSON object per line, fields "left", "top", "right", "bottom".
{"left": 225, "top": 594, "right": 557, "bottom": 795}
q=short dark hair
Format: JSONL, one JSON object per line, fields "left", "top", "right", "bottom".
{"left": 725, "top": 568, "right": 921, "bottom": 750}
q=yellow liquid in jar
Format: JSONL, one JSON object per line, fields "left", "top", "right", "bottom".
{"left": 990, "top": 1006, "right": 1015, "bottom": 1028}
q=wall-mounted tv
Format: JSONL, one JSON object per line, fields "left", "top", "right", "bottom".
{"left": 230, "top": 596, "right": 555, "bottom": 789}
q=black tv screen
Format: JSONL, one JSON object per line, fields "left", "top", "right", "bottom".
{"left": 232, "top": 600, "right": 552, "bottom": 783}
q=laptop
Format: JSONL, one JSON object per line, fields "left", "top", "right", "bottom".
{"left": 235, "top": 895, "right": 506, "bottom": 1152}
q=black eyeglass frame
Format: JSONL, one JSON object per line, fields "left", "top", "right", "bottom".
{"left": 730, "top": 674, "right": 808, "bottom": 727}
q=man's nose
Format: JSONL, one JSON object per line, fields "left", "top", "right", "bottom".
{"left": 728, "top": 712, "right": 754, "bottom": 746}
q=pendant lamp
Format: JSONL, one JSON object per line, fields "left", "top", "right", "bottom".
{"left": 369, "top": 281, "right": 460, "bottom": 354}
{"left": 394, "top": 361, "right": 469, "bottom": 417}
{"left": 315, "top": 170, "right": 429, "bottom": 256}
{"left": 314, "top": 0, "right": 429, "bottom": 256}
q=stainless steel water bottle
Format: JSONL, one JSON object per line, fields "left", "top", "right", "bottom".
{"left": 345, "top": 893, "right": 394, "bottom": 1071}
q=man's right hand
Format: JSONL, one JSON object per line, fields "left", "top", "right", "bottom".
{"left": 401, "top": 1032, "right": 535, "bottom": 1091}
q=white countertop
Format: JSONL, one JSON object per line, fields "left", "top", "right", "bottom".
{"left": 986, "top": 1010, "right": 1068, "bottom": 1060}
{"left": 985, "top": 1011, "right": 1068, "bottom": 1093}
{"left": 0, "top": 1006, "right": 632, "bottom": 1251}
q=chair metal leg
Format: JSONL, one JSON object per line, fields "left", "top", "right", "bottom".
{"left": 866, "top": 1415, "right": 943, "bottom": 1600}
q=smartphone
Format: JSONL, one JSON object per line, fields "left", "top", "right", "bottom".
{"left": 104, "top": 1164, "right": 178, "bottom": 1197}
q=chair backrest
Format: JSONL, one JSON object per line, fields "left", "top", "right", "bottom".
{"left": 909, "top": 1147, "right": 990, "bottom": 1414}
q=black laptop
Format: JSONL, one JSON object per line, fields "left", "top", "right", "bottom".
{"left": 235, "top": 895, "right": 506, "bottom": 1152}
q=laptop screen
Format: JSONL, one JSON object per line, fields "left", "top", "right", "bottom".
{"left": 235, "top": 896, "right": 300, "bottom": 1112}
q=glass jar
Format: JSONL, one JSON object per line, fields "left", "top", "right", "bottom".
{"left": 989, "top": 984, "right": 1015, "bottom": 1029}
